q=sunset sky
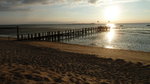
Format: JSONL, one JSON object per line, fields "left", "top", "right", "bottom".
{"left": 0, "top": 0, "right": 150, "bottom": 24}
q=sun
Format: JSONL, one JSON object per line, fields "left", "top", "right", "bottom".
{"left": 106, "top": 23, "right": 116, "bottom": 29}
{"left": 104, "top": 6, "right": 120, "bottom": 21}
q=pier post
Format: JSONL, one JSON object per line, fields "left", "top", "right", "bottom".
{"left": 61, "top": 31, "right": 64, "bottom": 40}
{"left": 73, "top": 29, "right": 75, "bottom": 38}
{"left": 52, "top": 32, "right": 54, "bottom": 42}
{"left": 38, "top": 33, "right": 40, "bottom": 40}
{"left": 31, "top": 34, "right": 33, "bottom": 40}
{"left": 21, "top": 34, "right": 23, "bottom": 40}
{"left": 49, "top": 32, "right": 52, "bottom": 41}
{"left": 47, "top": 32, "right": 50, "bottom": 41}
{"left": 54, "top": 31, "right": 56, "bottom": 42}
{"left": 57, "top": 31, "right": 60, "bottom": 42}
{"left": 34, "top": 33, "right": 38, "bottom": 40}
{"left": 69, "top": 30, "right": 71, "bottom": 38}
{"left": 17, "top": 26, "right": 20, "bottom": 40}
{"left": 27, "top": 34, "right": 30, "bottom": 40}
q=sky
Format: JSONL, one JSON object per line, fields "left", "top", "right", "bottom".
{"left": 0, "top": 0, "right": 150, "bottom": 24}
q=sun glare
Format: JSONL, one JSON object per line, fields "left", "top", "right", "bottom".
{"left": 106, "top": 23, "right": 116, "bottom": 43}
{"left": 106, "top": 23, "right": 116, "bottom": 29}
{"left": 104, "top": 6, "right": 120, "bottom": 21}
{"left": 107, "top": 28, "right": 115, "bottom": 42}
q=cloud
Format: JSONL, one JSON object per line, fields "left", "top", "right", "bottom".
{"left": 0, "top": 0, "right": 65, "bottom": 11}
{"left": 0, "top": 0, "right": 140, "bottom": 11}
{"left": 88, "top": 0, "right": 99, "bottom": 4}
{"left": 87, "top": 0, "right": 140, "bottom": 6}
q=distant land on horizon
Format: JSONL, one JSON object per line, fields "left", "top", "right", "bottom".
{"left": 0, "top": 22, "right": 150, "bottom": 26}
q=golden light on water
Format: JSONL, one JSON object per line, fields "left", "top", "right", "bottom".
{"left": 105, "top": 23, "right": 116, "bottom": 48}
{"left": 105, "top": 45, "right": 113, "bottom": 49}
{"left": 107, "top": 29, "right": 115, "bottom": 42}
{"left": 106, "top": 23, "right": 116, "bottom": 29}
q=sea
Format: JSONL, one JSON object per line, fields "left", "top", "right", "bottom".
{"left": 0, "top": 23, "right": 150, "bottom": 52}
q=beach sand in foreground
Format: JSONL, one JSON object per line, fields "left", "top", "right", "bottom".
{"left": 0, "top": 38, "right": 150, "bottom": 84}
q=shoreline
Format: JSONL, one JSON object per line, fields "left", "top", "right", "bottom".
{"left": 24, "top": 41, "right": 150, "bottom": 65}
{"left": 0, "top": 37, "right": 150, "bottom": 84}
{"left": 1, "top": 37, "right": 150, "bottom": 65}
{"left": 0, "top": 37, "right": 150, "bottom": 65}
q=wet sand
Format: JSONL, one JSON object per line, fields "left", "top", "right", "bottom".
{"left": 25, "top": 41, "right": 150, "bottom": 65}
{"left": 0, "top": 38, "right": 150, "bottom": 84}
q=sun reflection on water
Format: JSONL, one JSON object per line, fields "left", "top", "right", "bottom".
{"left": 106, "top": 23, "right": 116, "bottom": 29}
{"left": 105, "top": 45, "right": 113, "bottom": 49}
{"left": 107, "top": 28, "right": 115, "bottom": 42}
{"left": 105, "top": 23, "right": 116, "bottom": 48}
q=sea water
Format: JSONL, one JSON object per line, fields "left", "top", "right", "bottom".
{"left": 0, "top": 23, "right": 150, "bottom": 52}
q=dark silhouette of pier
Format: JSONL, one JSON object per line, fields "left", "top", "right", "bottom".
{"left": 17, "top": 26, "right": 110, "bottom": 42}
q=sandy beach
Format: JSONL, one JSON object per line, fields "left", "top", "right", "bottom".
{"left": 0, "top": 37, "right": 150, "bottom": 84}
{"left": 25, "top": 41, "right": 150, "bottom": 65}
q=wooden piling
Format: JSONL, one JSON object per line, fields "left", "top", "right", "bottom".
{"left": 17, "top": 26, "right": 109, "bottom": 42}
{"left": 57, "top": 31, "right": 60, "bottom": 42}
{"left": 17, "top": 26, "right": 19, "bottom": 40}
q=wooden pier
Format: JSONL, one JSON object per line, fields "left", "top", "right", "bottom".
{"left": 17, "top": 26, "right": 110, "bottom": 42}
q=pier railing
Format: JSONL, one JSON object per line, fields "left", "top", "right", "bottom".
{"left": 17, "top": 26, "right": 110, "bottom": 41}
